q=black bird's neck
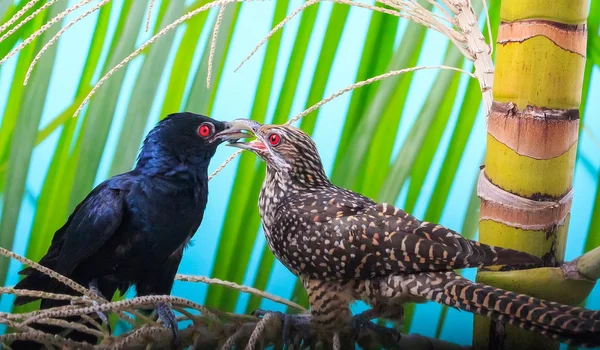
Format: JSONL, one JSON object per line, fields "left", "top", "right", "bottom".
{"left": 135, "top": 146, "right": 214, "bottom": 186}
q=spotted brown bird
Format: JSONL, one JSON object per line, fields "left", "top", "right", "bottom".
{"left": 227, "top": 119, "right": 600, "bottom": 347}
{"left": 12, "top": 113, "right": 246, "bottom": 349}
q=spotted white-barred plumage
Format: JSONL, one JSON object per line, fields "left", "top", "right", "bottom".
{"left": 231, "top": 121, "right": 600, "bottom": 347}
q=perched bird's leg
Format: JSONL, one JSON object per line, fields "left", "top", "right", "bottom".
{"left": 351, "top": 309, "right": 402, "bottom": 346}
{"left": 253, "top": 309, "right": 312, "bottom": 347}
{"left": 156, "top": 302, "right": 179, "bottom": 346}
{"left": 89, "top": 279, "right": 111, "bottom": 334}
{"left": 354, "top": 304, "right": 405, "bottom": 326}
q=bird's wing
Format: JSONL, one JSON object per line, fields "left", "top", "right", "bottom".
{"left": 51, "top": 180, "right": 127, "bottom": 277}
{"left": 276, "top": 197, "right": 541, "bottom": 280}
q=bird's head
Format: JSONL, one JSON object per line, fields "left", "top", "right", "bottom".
{"left": 227, "top": 119, "right": 329, "bottom": 187}
{"left": 137, "top": 112, "right": 247, "bottom": 174}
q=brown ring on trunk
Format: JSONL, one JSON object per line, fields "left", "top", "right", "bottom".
{"left": 478, "top": 171, "right": 572, "bottom": 231}
{"left": 488, "top": 102, "right": 579, "bottom": 159}
{"left": 498, "top": 20, "right": 587, "bottom": 56}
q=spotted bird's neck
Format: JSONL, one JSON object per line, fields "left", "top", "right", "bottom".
{"left": 258, "top": 169, "right": 290, "bottom": 229}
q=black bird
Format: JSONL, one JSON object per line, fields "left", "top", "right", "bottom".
{"left": 226, "top": 119, "right": 600, "bottom": 348}
{"left": 12, "top": 113, "right": 245, "bottom": 348}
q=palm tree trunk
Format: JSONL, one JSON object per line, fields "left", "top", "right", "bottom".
{"left": 474, "top": 0, "right": 590, "bottom": 349}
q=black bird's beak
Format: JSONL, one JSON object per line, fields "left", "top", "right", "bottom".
{"left": 214, "top": 120, "right": 254, "bottom": 143}
{"left": 224, "top": 119, "right": 266, "bottom": 153}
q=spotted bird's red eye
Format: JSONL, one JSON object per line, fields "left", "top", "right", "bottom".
{"left": 198, "top": 124, "right": 212, "bottom": 137}
{"left": 268, "top": 133, "right": 281, "bottom": 146}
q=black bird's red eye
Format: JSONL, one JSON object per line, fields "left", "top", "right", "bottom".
{"left": 198, "top": 124, "right": 212, "bottom": 138}
{"left": 269, "top": 133, "right": 281, "bottom": 146}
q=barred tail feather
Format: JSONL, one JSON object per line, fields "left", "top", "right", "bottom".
{"left": 490, "top": 245, "right": 545, "bottom": 268}
{"left": 459, "top": 241, "right": 544, "bottom": 269}
{"left": 417, "top": 272, "right": 600, "bottom": 347}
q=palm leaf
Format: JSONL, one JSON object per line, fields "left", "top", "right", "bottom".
{"left": 0, "top": 0, "right": 67, "bottom": 286}
{"left": 109, "top": 0, "right": 186, "bottom": 176}
{"left": 66, "top": 0, "right": 149, "bottom": 211}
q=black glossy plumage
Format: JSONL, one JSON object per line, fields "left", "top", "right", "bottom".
{"left": 12, "top": 112, "right": 239, "bottom": 348}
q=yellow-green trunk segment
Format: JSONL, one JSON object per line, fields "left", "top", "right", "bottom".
{"left": 475, "top": 0, "right": 590, "bottom": 349}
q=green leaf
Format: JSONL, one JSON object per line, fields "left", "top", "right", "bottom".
{"left": 378, "top": 45, "right": 467, "bottom": 205}
{"left": 330, "top": 4, "right": 406, "bottom": 188}
{"left": 576, "top": 0, "right": 597, "bottom": 252}
{"left": 403, "top": 68, "right": 462, "bottom": 214}
{"left": 205, "top": 0, "right": 294, "bottom": 311}
{"left": 354, "top": 15, "right": 428, "bottom": 199}
{"left": 184, "top": 4, "right": 241, "bottom": 115}
{"left": 0, "top": 0, "right": 49, "bottom": 186}
{"left": 109, "top": 0, "right": 186, "bottom": 176}
{"left": 0, "top": 0, "right": 68, "bottom": 286}
{"left": 423, "top": 0, "right": 500, "bottom": 224}
{"left": 13, "top": 2, "right": 115, "bottom": 315}
{"left": 0, "top": 2, "right": 114, "bottom": 176}
{"left": 67, "top": 0, "right": 149, "bottom": 211}
{"left": 581, "top": 0, "right": 598, "bottom": 117}
{"left": 298, "top": 3, "right": 350, "bottom": 134}
{"left": 335, "top": 7, "right": 442, "bottom": 194}
{"left": 0, "top": 1, "right": 44, "bottom": 62}
{"left": 0, "top": 0, "right": 11, "bottom": 18}
{"left": 158, "top": 0, "right": 211, "bottom": 118}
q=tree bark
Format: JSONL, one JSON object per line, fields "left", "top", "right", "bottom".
{"left": 475, "top": 0, "right": 590, "bottom": 349}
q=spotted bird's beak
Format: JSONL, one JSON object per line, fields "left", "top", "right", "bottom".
{"left": 214, "top": 120, "right": 254, "bottom": 143}
{"left": 224, "top": 119, "right": 267, "bottom": 153}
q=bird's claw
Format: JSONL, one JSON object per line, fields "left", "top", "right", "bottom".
{"left": 156, "top": 302, "right": 180, "bottom": 347}
{"left": 88, "top": 280, "right": 112, "bottom": 333}
{"left": 91, "top": 300, "right": 112, "bottom": 334}
{"left": 252, "top": 309, "right": 312, "bottom": 348}
{"left": 351, "top": 313, "right": 401, "bottom": 346}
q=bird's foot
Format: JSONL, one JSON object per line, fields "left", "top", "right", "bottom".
{"left": 252, "top": 309, "right": 312, "bottom": 348}
{"left": 88, "top": 280, "right": 111, "bottom": 334}
{"left": 351, "top": 312, "right": 401, "bottom": 346}
{"left": 156, "top": 302, "right": 180, "bottom": 347}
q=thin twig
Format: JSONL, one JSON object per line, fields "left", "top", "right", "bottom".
{"left": 0, "top": 332, "right": 94, "bottom": 349}
{"left": 207, "top": 5, "right": 226, "bottom": 88}
{"left": 234, "top": 0, "right": 320, "bottom": 72}
{"left": 245, "top": 313, "right": 276, "bottom": 350}
{"left": 0, "top": 0, "right": 41, "bottom": 34}
{"left": 0, "top": 0, "right": 94, "bottom": 66}
{"left": 22, "top": 295, "right": 219, "bottom": 326}
{"left": 333, "top": 332, "right": 341, "bottom": 350}
{"left": 287, "top": 65, "right": 476, "bottom": 124}
{"left": 145, "top": 0, "right": 156, "bottom": 32}
{"left": 34, "top": 317, "right": 105, "bottom": 338}
{"left": 206, "top": 65, "right": 476, "bottom": 181}
{"left": 0, "top": 287, "right": 92, "bottom": 305}
{"left": 176, "top": 274, "right": 307, "bottom": 311}
{"left": 24, "top": 0, "right": 111, "bottom": 85}
{"left": 222, "top": 326, "right": 246, "bottom": 349}
{"left": 0, "top": 247, "right": 98, "bottom": 301}
{"left": 208, "top": 149, "right": 242, "bottom": 180}
{"left": 71, "top": 0, "right": 254, "bottom": 118}
{"left": 111, "top": 326, "right": 168, "bottom": 350}
{"left": 235, "top": 0, "right": 409, "bottom": 72}
{"left": 0, "top": 0, "right": 56, "bottom": 44}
